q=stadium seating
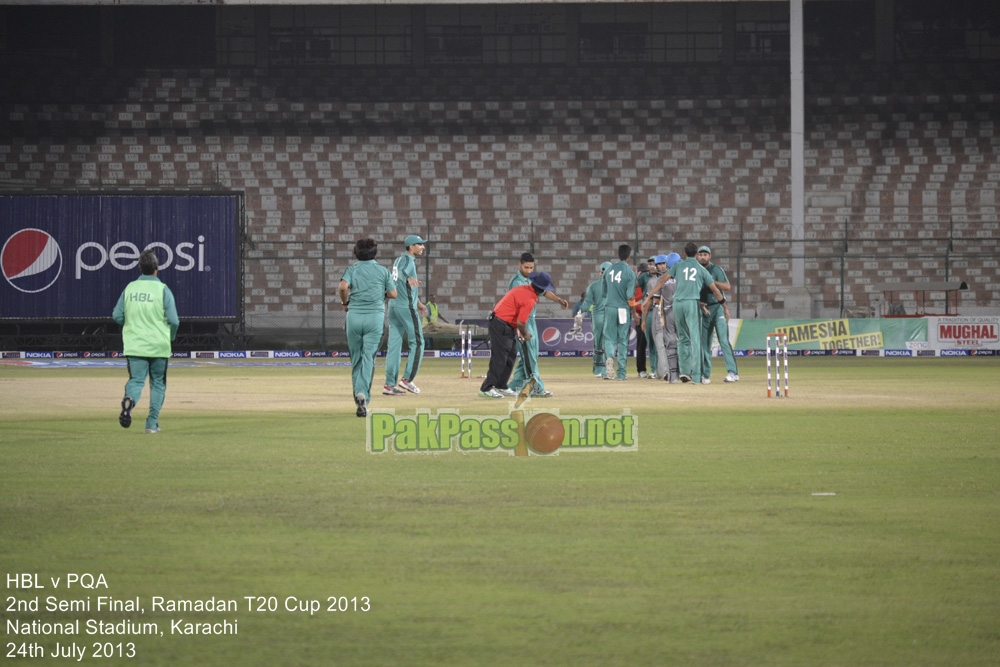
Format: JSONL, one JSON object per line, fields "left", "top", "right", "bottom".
{"left": 1, "top": 62, "right": 997, "bottom": 328}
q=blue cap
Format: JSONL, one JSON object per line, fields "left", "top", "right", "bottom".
{"left": 654, "top": 254, "right": 668, "bottom": 264}
{"left": 665, "top": 252, "right": 682, "bottom": 268}
{"left": 404, "top": 235, "right": 427, "bottom": 247}
{"left": 599, "top": 261, "right": 612, "bottom": 275}
{"left": 528, "top": 271, "right": 555, "bottom": 293}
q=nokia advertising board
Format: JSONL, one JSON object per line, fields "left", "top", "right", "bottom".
{"left": 0, "top": 194, "right": 240, "bottom": 321}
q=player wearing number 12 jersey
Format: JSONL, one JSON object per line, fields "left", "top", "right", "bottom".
{"left": 601, "top": 244, "right": 637, "bottom": 380}
{"left": 668, "top": 242, "right": 725, "bottom": 384}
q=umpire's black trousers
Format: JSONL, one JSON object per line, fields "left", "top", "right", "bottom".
{"left": 481, "top": 313, "right": 518, "bottom": 392}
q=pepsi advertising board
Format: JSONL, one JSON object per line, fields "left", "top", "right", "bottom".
{"left": 1, "top": 194, "right": 240, "bottom": 320}
{"left": 535, "top": 318, "right": 637, "bottom": 353}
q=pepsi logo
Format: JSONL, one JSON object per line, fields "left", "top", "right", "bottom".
{"left": 541, "top": 327, "right": 562, "bottom": 346}
{"left": 2, "top": 229, "right": 63, "bottom": 293}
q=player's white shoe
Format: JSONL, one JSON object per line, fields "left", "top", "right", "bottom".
{"left": 701, "top": 378, "right": 711, "bottom": 385}
{"left": 479, "top": 388, "right": 503, "bottom": 399}
{"left": 398, "top": 379, "right": 421, "bottom": 394}
{"left": 724, "top": 372, "right": 740, "bottom": 383}
{"left": 498, "top": 388, "right": 516, "bottom": 397}
{"left": 383, "top": 384, "right": 406, "bottom": 396}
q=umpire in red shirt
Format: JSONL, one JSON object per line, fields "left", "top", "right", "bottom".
{"left": 480, "top": 271, "right": 557, "bottom": 399}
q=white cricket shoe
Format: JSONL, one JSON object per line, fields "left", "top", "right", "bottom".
{"left": 398, "top": 379, "right": 421, "bottom": 394}
{"left": 724, "top": 372, "right": 740, "bottom": 383}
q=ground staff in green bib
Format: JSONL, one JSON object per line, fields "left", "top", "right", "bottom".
{"left": 339, "top": 238, "right": 397, "bottom": 417}
{"left": 668, "top": 242, "right": 725, "bottom": 384}
{"left": 602, "top": 244, "right": 637, "bottom": 381}
{"left": 696, "top": 245, "right": 740, "bottom": 383}
{"left": 581, "top": 262, "right": 611, "bottom": 377}
{"left": 112, "top": 249, "right": 179, "bottom": 434}
{"left": 384, "top": 234, "right": 428, "bottom": 396}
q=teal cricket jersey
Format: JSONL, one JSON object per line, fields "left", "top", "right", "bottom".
{"left": 699, "top": 263, "right": 728, "bottom": 306}
{"left": 389, "top": 253, "right": 419, "bottom": 311}
{"left": 670, "top": 258, "right": 715, "bottom": 301}
{"left": 581, "top": 276, "right": 607, "bottom": 313}
{"left": 603, "top": 261, "right": 636, "bottom": 309}
{"left": 342, "top": 260, "right": 394, "bottom": 313}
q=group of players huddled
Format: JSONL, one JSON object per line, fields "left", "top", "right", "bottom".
{"left": 478, "top": 242, "right": 740, "bottom": 400}
{"left": 339, "top": 236, "right": 741, "bottom": 418}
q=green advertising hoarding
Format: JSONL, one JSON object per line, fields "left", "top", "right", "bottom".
{"left": 733, "top": 318, "right": 929, "bottom": 350}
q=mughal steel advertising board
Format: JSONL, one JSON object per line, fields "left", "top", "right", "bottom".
{"left": 0, "top": 194, "right": 240, "bottom": 320}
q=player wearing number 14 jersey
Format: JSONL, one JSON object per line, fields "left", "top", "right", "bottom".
{"left": 601, "top": 244, "right": 637, "bottom": 380}
{"left": 668, "top": 242, "right": 725, "bottom": 384}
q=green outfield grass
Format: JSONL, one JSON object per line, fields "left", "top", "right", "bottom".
{"left": 1, "top": 357, "right": 998, "bottom": 665}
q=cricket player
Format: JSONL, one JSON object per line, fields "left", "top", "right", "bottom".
{"left": 113, "top": 249, "right": 180, "bottom": 434}
{"left": 642, "top": 253, "right": 682, "bottom": 382}
{"left": 669, "top": 242, "right": 725, "bottom": 384}
{"left": 696, "top": 245, "right": 740, "bottom": 383}
{"left": 384, "top": 234, "right": 428, "bottom": 396}
{"left": 507, "top": 252, "right": 569, "bottom": 399}
{"left": 339, "top": 238, "right": 397, "bottom": 417}
{"left": 602, "top": 244, "right": 637, "bottom": 381}
{"left": 640, "top": 258, "right": 663, "bottom": 378}
{"left": 580, "top": 261, "right": 611, "bottom": 377}
{"left": 634, "top": 262, "right": 651, "bottom": 378}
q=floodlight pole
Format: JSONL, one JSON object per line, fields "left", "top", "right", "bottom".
{"left": 320, "top": 217, "right": 326, "bottom": 349}
{"left": 790, "top": 0, "right": 806, "bottom": 298}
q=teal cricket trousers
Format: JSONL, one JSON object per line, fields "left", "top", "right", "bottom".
{"left": 602, "top": 306, "right": 630, "bottom": 380}
{"left": 700, "top": 304, "right": 738, "bottom": 379}
{"left": 124, "top": 356, "right": 168, "bottom": 430}
{"left": 384, "top": 306, "right": 424, "bottom": 387}
{"left": 673, "top": 299, "right": 704, "bottom": 382}
{"left": 510, "top": 316, "right": 544, "bottom": 393}
{"left": 347, "top": 311, "right": 384, "bottom": 404}
{"left": 591, "top": 310, "right": 606, "bottom": 376}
